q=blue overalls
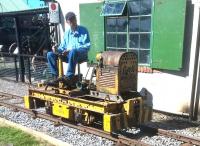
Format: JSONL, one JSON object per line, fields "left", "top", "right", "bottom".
{"left": 47, "top": 25, "right": 90, "bottom": 79}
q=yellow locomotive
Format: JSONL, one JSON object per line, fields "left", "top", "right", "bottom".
{"left": 24, "top": 51, "right": 152, "bottom": 132}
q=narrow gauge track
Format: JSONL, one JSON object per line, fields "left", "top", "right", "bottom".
{"left": 0, "top": 92, "right": 200, "bottom": 146}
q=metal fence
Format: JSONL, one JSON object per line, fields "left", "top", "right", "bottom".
{"left": 0, "top": 52, "right": 52, "bottom": 84}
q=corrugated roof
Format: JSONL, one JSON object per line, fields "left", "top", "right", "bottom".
{"left": 0, "top": 0, "right": 46, "bottom": 13}
{"left": 22, "top": 0, "right": 46, "bottom": 9}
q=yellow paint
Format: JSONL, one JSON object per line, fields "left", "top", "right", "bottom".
{"left": 123, "top": 97, "right": 145, "bottom": 125}
{"left": 30, "top": 90, "right": 119, "bottom": 114}
{"left": 58, "top": 58, "right": 63, "bottom": 78}
{"left": 52, "top": 103, "right": 73, "bottom": 119}
{"left": 58, "top": 58, "right": 64, "bottom": 88}
{"left": 58, "top": 89, "right": 68, "bottom": 94}
{"left": 123, "top": 99, "right": 135, "bottom": 118}
{"left": 67, "top": 100, "right": 105, "bottom": 113}
{"left": 103, "top": 113, "right": 127, "bottom": 132}
{"left": 103, "top": 114, "right": 111, "bottom": 132}
{"left": 97, "top": 74, "right": 119, "bottom": 95}
{"left": 96, "top": 52, "right": 137, "bottom": 95}
{"left": 82, "top": 111, "right": 90, "bottom": 124}
{"left": 37, "top": 83, "right": 44, "bottom": 88}
{"left": 96, "top": 53, "right": 102, "bottom": 61}
{"left": 24, "top": 96, "right": 30, "bottom": 109}
{"left": 23, "top": 51, "right": 151, "bottom": 132}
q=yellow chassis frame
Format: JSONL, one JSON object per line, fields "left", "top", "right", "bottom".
{"left": 26, "top": 89, "right": 121, "bottom": 114}
{"left": 24, "top": 88, "right": 150, "bottom": 132}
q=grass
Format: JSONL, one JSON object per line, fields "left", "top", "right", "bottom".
{"left": 0, "top": 126, "right": 50, "bottom": 146}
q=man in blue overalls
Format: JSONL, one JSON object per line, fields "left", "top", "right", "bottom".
{"left": 47, "top": 12, "right": 90, "bottom": 81}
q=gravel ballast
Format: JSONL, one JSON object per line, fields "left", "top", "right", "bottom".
{"left": 0, "top": 79, "right": 200, "bottom": 146}
{"left": 0, "top": 79, "right": 115, "bottom": 146}
{"left": 0, "top": 106, "right": 114, "bottom": 146}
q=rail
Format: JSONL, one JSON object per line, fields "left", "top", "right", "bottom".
{"left": 0, "top": 92, "right": 199, "bottom": 146}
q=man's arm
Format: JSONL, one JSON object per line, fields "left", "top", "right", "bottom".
{"left": 77, "top": 27, "right": 91, "bottom": 51}
{"left": 57, "top": 32, "right": 68, "bottom": 53}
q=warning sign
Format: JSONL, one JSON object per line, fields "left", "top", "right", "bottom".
{"left": 49, "top": 2, "right": 60, "bottom": 23}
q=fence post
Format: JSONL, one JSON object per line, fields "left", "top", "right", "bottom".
{"left": 14, "top": 55, "right": 19, "bottom": 82}
{"left": 27, "top": 57, "right": 31, "bottom": 84}
{"left": 14, "top": 17, "right": 25, "bottom": 82}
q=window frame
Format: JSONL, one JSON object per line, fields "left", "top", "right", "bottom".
{"left": 105, "top": 0, "right": 153, "bottom": 66}
{"left": 101, "top": 1, "right": 127, "bottom": 16}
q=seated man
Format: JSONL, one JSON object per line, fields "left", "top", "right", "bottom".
{"left": 47, "top": 12, "right": 90, "bottom": 80}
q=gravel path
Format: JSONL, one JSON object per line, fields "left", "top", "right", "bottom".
{"left": 0, "top": 78, "right": 200, "bottom": 146}
{"left": 0, "top": 79, "right": 114, "bottom": 146}
{"left": 0, "top": 79, "right": 29, "bottom": 96}
{"left": 147, "top": 112, "right": 200, "bottom": 139}
{"left": 0, "top": 106, "right": 114, "bottom": 146}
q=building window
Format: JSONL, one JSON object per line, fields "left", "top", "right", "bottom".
{"left": 105, "top": 0, "right": 152, "bottom": 65}
{"left": 106, "top": 17, "right": 128, "bottom": 50}
{"left": 101, "top": 1, "right": 127, "bottom": 16}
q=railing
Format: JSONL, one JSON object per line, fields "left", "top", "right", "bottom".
{"left": 0, "top": 52, "right": 52, "bottom": 84}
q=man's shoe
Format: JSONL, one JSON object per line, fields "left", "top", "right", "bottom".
{"left": 43, "top": 77, "right": 59, "bottom": 87}
{"left": 57, "top": 75, "right": 79, "bottom": 89}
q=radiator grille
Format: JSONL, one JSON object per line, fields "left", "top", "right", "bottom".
{"left": 98, "top": 70, "right": 115, "bottom": 88}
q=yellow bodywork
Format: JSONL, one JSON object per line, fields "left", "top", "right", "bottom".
{"left": 103, "top": 113, "right": 127, "bottom": 132}
{"left": 58, "top": 58, "right": 64, "bottom": 88}
{"left": 24, "top": 51, "right": 152, "bottom": 133}
{"left": 24, "top": 95, "right": 31, "bottom": 109}
{"left": 96, "top": 53, "right": 102, "bottom": 61}
{"left": 96, "top": 71, "right": 119, "bottom": 95}
{"left": 96, "top": 52, "right": 138, "bottom": 95}
{"left": 123, "top": 97, "right": 152, "bottom": 125}
{"left": 29, "top": 89, "right": 121, "bottom": 114}
{"left": 52, "top": 103, "right": 73, "bottom": 119}
{"left": 24, "top": 88, "right": 151, "bottom": 132}
{"left": 123, "top": 97, "right": 143, "bottom": 125}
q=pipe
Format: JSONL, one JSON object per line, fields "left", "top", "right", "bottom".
{"left": 194, "top": 58, "right": 200, "bottom": 120}
{"left": 14, "top": 56, "right": 18, "bottom": 82}
{"left": 190, "top": 7, "right": 200, "bottom": 120}
{"left": 193, "top": 31, "right": 200, "bottom": 119}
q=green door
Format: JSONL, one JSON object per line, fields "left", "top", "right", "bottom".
{"left": 80, "top": 2, "right": 105, "bottom": 64}
{"left": 151, "top": 0, "right": 186, "bottom": 70}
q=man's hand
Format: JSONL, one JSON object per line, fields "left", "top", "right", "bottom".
{"left": 52, "top": 45, "right": 57, "bottom": 53}
{"left": 62, "top": 50, "right": 69, "bottom": 56}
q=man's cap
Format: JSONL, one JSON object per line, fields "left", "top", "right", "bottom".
{"left": 65, "top": 12, "right": 76, "bottom": 21}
